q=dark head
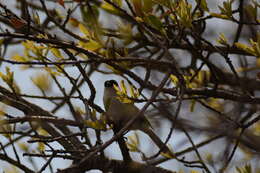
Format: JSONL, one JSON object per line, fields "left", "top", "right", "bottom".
{"left": 104, "top": 80, "right": 118, "bottom": 88}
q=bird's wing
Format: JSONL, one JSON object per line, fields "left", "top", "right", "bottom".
{"left": 104, "top": 97, "right": 112, "bottom": 111}
{"left": 124, "top": 103, "right": 153, "bottom": 129}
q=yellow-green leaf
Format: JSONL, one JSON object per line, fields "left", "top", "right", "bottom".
{"left": 235, "top": 42, "right": 256, "bottom": 56}
{"left": 196, "top": 0, "right": 209, "bottom": 11}
{"left": 50, "top": 48, "right": 63, "bottom": 59}
{"left": 0, "top": 67, "right": 20, "bottom": 94}
{"left": 33, "top": 12, "right": 41, "bottom": 25}
{"left": 106, "top": 65, "right": 122, "bottom": 74}
{"left": 210, "top": 12, "right": 229, "bottom": 19}
{"left": 126, "top": 132, "right": 140, "bottom": 152}
{"left": 79, "top": 23, "right": 90, "bottom": 37}
{"left": 37, "top": 128, "right": 49, "bottom": 136}
{"left": 207, "top": 98, "right": 223, "bottom": 112}
{"left": 176, "top": 0, "right": 193, "bottom": 28}
{"left": 146, "top": 14, "right": 163, "bottom": 31}
{"left": 0, "top": 122, "right": 12, "bottom": 139}
{"left": 11, "top": 53, "right": 27, "bottom": 62}
{"left": 120, "top": 80, "right": 127, "bottom": 95}
{"left": 190, "top": 99, "right": 196, "bottom": 112}
{"left": 160, "top": 145, "right": 175, "bottom": 158}
{"left": 170, "top": 75, "right": 179, "bottom": 86}
{"left": 101, "top": 2, "right": 120, "bottom": 15}
{"left": 18, "top": 142, "right": 29, "bottom": 152}
{"left": 129, "top": 85, "right": 135, "bottom": 98}
{"left": 78, "top": 40, "right": 102, "bottom": 51}
{"left": 84, "top": 120, "right": 107, "bottom": 130}
{"left": 118, "top": 23, "right": 133, "bottom": 45}
{"left": 217, "top": 33, "right": 228, "bottom": 45}
{"left": 37, "top": 142, "right": 45, "bottom": 152}
{"left": 190, "top": 170, "right": 200, "bottom": 173}
{"left": 135, "top": 16, "right": 144, "bottom": 23}
{"left": 44, "top": 67, "right": 63, "bottom": 76}
{"left": 31, "top": 72, "right": 52, "bottom": 92}
{"left": 236, "top": 164, "right": 252, "bottom": 173}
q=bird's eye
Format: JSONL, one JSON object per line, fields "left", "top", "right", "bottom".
{"left": 104, "top": 81, "right": 111, "bottom": 87}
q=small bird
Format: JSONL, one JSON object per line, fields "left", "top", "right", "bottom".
{"left": 103, "top": 80, "right": 169, "bottom": 152}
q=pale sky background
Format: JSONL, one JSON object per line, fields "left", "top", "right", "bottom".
{"left": 0, "top": 0, "right": 252, "bottom": 172}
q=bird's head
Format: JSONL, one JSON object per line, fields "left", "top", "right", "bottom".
{"left": 104, "top": 80, "right": 118, "bottom": 88}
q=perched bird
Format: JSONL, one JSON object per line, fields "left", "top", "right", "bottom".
{"left": 103, "top": 80, "right": 169, "bottom": 152}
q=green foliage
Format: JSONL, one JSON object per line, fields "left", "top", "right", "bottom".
{"left": 0, "top": 0, "right": 260, "bottom": 172}
{"left": 126, "top": 132, "right": 140, "bottom": 152}
{"left": 218, "top": 0, "right": 234, "bottom": 18}
{"left": 217, "top": 33, "right": 229, "bottom": 46}
{"left": 50, "top": 48, "right": 63, "bottom": 59}
{"left": 31, "top": 72, "right": 52, "bottom": 92}
{"left": 80, "top": 3, "right": 100, "bottom": 27}
{"left": 84, "top": 109, "right": 107, "bottom": 130}
{"left": 175, "top": 0, "right": 193, "bottom": 28}
{"left": 236, "top": 164, "right": 252, "bottom": 173}
{"left": 146, "top": 14, "right": 164, "bottom": 32}
{"left": 101, "top": 1, "right": 121, "bottom": 15}
{"left": 114, "top": 80, "right": 140, "bottom": 104}
{"left": 235, "top": 35, "right": 260, "bottom": 57}
{"left": 209, "top": 0, "right": 235, "bottom": 19}
{"left": 0, "top": 67, "right": 20, "bottom": 94}
{"left": 195, "top": 0, "right": 209, "bottom": 12}
{"left": 170, "top": 70, "right": 211, "bottom": 89}
{"left": 84, "top": 119, "right": 107, "bottom": 130}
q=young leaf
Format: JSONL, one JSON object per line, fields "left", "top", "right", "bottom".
{"left": 50, "top": 48, "right": 63, "bottom": 59}
{"left": 235, "top": 42, "right": 257, "bottom": 56}
{"left": 84, "top": 120, "right": 107, "bottom": 130}
{"left": 210, "top": 12, "right": 229, "bottom": 19}
{"left": 32, "top": 12, "right": 41, "bottom": 25}
{"left": 118, "top": 23, "right": 133, "bottom": 45}
{"left": 160, "top": 145, "right": 174, "bottom": 158}
{"left": 0, "top": 122, "right": 12, "bottom": 139}
{"left": 146, "top": 14, "right": 164, "bottom": 31}
{"left": 236, "top": 164, "right": 252, "bottom": 173}
{"left": 217, "top": 33, "right": 229, "bottom": 46}
{"left": 37, "top": 142, "right": 45, "bottom": 152}
{"left": 170, "top": 75, "right": 179, "bottom": 86}
{"left": 176, "top": 0, "right": 193, "bottom": 28}
{"left": 31, "top": 72, "right": 52, "bottom": 92}
{"left": 79, "top": 23, "right": 90, "bottom": 37}
{"left": 101, "top": 2, "right": 120, "bottom": 15}
{"left": 18, "top": 142, "right": 29, "bottom": 152}
{"left": 190, "top": 99, "right": 196, "bottom": 112}
{"left": 120, "top": 80, "right": 127, "bottom": 95}
{"left": 196, "top": 0, "right": 209, "bottom": 11}
{"left": 78, "top": 40, "right": 102, "bottom": 51}
{"left": 0, "top": 67, "right": 20, "bottom": 94}
{"left": 126, "top": 132, "right": 140, "bottom": 152}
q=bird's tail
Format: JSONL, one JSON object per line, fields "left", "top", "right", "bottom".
{"left": 141, "top": 128, "right": 171, "bottom": 154}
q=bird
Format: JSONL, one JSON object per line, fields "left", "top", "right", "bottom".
{"left": 103, "top": 79, "right": 170, "bottom": 153}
